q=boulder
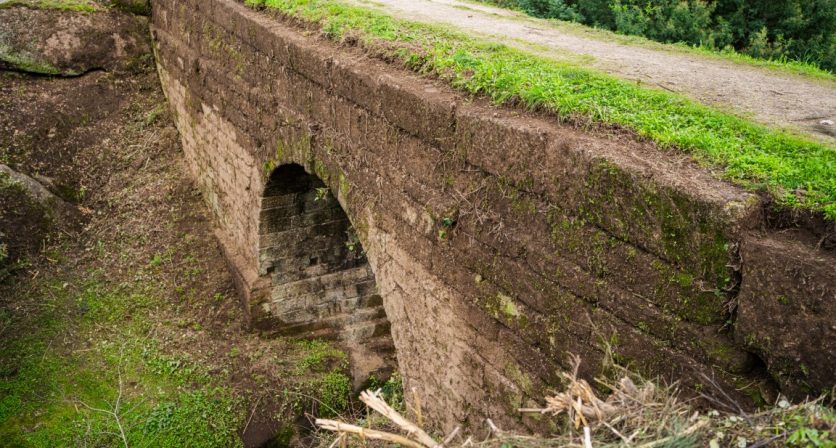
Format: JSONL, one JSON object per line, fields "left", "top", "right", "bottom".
{"left": 0, "top": 164, "right": 62, "bottom": 207}
{"left": 0, "top": 164, "right": 61, "bottom": 279}
{"left": 0, "top": 5, "right": 151, "bottom": 75}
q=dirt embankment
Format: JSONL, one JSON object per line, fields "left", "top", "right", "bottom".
{"left": 0, "top": 5, "right": 355, "bottom": 447}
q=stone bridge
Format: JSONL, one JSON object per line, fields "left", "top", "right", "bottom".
{"left": 150, "top": 0, "right": 835, "bottom": 432}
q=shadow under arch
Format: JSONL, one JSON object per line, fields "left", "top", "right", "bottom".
{"left": 256, "top": 163, "right": 395, "bottom": 384}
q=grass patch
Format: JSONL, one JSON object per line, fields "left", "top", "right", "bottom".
{"left": 366, "top": 371, "right": 404, "bottom": 410}
{"left": 246, "top": 0, "right": 836, "bottom": 219}
{"left": 0, "top": 0, "right": 151, "bottom": 14}
{"left": 671, "top": 42, "right": 835, "bottom": 82}
{"left": 295, "top": 338, "right": 348, "bottom": 373}
{"left": 311, "top": 371, "right": 352, "bottom": 417}
{"left": 0, "top": 276, "right": 245, "bottom": 447}
{"left": 288, "top": 339, "right": 353, "bottom": 418}
{"left": 0, "top": 0, "right": 102, "bottom": 12}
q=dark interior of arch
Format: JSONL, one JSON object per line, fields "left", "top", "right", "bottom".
{"left": 259, "top": 164, "right": 394, "bottom": 382}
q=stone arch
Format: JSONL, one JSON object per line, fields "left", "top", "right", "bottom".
{"left": 256, "top": 163, "right": 395, "bottom": 382}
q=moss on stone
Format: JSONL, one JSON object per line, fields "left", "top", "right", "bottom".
{"left": 312, "top": 158, "right": 332, "bottom": 186}
{"left": 485, "top": 291, "right": 528, "bottom": 329}
{"left": 262, "top": 159, "right": 277, "bottom": 177}
{"left": 694, "top": 337, "right": 746, "bottom": 372}
{"left": 0, "top": 44, "right": 64, "bottom": 75}
{"left": 337, "top": 173, "right": 350, "bottom": 200}
{"left": 648, "top": 246, "right": 725, "bottom": 325}
{"left": 107, "top": 0, "right": 150, "bottom": 15}
{"left": 504, "top": 362, "right": 533, "bottom": 396}
{"left": 202, "top": 22, "right": 246, "bottom": 77}
{"left": 672, "top": 271, "right": 694, "bottom": 289}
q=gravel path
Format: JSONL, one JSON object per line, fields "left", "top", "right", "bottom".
{"left": 350, "top": 0, "right": 836, "bottom": 143}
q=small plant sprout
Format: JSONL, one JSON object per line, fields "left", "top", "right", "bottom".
{"left": 314, "top": 187, "right": 329, "bottom": 202}
{"left": 345, "top": 229, "right": 362, "bottom": 253}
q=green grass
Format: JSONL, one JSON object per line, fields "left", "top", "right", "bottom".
{"left": 0, "top": 0, "right": 102, "bottom": 12}
{"left": 0, "top": 0, "right": 151, "bottom": 14}
{"left": 0, "top": 276, "right": 359, "bottom": 446}
{"left": 246, "top": 0, "right": 836, "bottom": 219}
{"left": 0, "top": 277, "right": 245, "bottom": 447}
{"left": 671, "top": 42, "right": 835, "bottom": 82}
{"left": 310, "top": 371, "right": 352, "bottom": 417}
{"left": 294, "top": 338, "right": 348, "bottom": 373}
{"left": 291, "top": 339, "right": 352, "bottom": 417}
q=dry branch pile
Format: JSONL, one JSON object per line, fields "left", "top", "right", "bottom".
{"left": 314, "top": 354, "right": 835, "bottom": 448}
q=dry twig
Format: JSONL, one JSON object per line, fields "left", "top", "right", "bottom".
{"left": 317, "top": 419, "right": 427, "bottom": 448}
{"left": 519, "top": 354, "right": 622, "bottom": 426}
{"left": 361, "top": 389, "right": 438, "bottom": 447}
{"left": 316, "top": 388, "right": 445, "bottom": 448}
{"left": 75, "top": 344, "right": 130, "bottom": 448}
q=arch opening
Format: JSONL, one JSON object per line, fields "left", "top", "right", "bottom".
{"left": 258, "top": 164, "right": 394, "bottom": 383}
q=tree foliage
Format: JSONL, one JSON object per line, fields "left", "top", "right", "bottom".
{"left": 483, "top": 0, "right": 836, "bottom": 71}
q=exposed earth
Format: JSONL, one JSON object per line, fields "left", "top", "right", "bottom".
{"left": 0, "top": 45, "right": 368, "bottom": 448}
{"left": 350, "top": 0, "right": 836, "bottom": 143}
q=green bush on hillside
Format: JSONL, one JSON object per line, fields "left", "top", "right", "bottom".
{"left": 481, "top": 0, "right": 836, "bottom": 72}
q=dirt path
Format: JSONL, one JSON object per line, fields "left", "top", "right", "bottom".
{"left": 350, "top": 0, "right": 836, "bottom": 143}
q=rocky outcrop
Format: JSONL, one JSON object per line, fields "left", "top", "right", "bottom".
{"left": 0, "top": 164, "right": 62, "bottom": 280}
{"left": 0, "top": 6, "right": 150, "bottom": 75}
{"left": 0, "top": 164, "right": 62, "bottom": 207}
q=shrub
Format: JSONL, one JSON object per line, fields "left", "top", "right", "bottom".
{"left": 610, "top": 0, "right": 719, "bottom": 47}
{"left": 517, "top": 0, "right": 582, "bottom": 21}
{"left": 479, "top": 0, "right": 836, "bottom": 72}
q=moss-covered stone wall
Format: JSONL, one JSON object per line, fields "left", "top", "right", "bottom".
{"left": 150, "top": 0, "right": 835, "bottom": 433}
